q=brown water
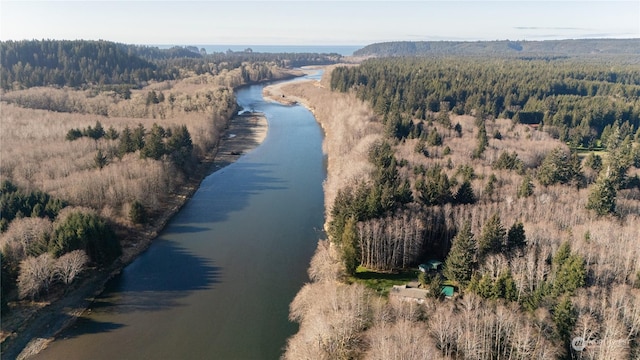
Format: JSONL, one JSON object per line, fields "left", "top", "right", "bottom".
{"left": 35, "top": 76, "right": 325, "bottom": 359}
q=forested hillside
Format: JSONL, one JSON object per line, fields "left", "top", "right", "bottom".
{"left": 354, "top": 39, "right": 640, "bottom": 57}
{"left": 0, "top": 40, "right": 161, "bottom": 89}
{"left": 280, "top": 58, "right": 640, "bottom": 359}
{"left": 331, "top": 57, "right": 640, "bottom": 148}
{"left": 0, "top": 39, "right": 343, "bottom": 90}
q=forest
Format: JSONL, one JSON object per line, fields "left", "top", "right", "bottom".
{"left": 353, "top": 39, "right": 640, "bottom": 57}
{"left": 331, "top": 57, "right": 640, "bottom": 148}
{"left": 0, "top": 39, "right": 343, "bottom": 90}
{"left": 0, "top": 39, "right": 341, "bottom": 349}
{"left": 277, "top": 56, "right": 640, "bottom": 359}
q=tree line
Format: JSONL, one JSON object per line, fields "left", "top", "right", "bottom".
{"left": 0, "top": 40, "right": 159, "bottom": 89}
{"left": 353, "top": 39, "right": 640, "bottom": 57}
{"left": 330, "top": 57, "right": 640, "bottom": 148}
{"left": 66, "top": 121, "right": 195, "bottom": 171}
{"left": 0, "top": 39, "right": 343, "bottom": 90}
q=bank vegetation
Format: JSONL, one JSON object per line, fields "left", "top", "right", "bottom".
{"left": 276, "top": 58, "right": 640, "bottom": 359}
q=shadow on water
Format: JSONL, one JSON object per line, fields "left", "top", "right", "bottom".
{"left": 55, "top": 240, "right": 220, "bottom": 340}
{"left": 161, "top": 225, "right": 210, "bottom": 234}
{"left": 186, "top": 162, "right": 287, "bottom": 224}
{"left": 48, "top": 161, "right": 281, "bottom": 344}
{"left": 57, "top": 318, "right": 125, "bottom": 340}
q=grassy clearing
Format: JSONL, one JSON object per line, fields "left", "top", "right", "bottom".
{"left": 350, "top": 266, "right": 420, "bottom": 296}
{"left": 574, "top": 147, "right": 607, "bottom": 159}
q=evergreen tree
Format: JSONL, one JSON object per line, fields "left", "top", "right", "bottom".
{"left": 606, "top": 135, "right": 634, "bottom": 188}
{"left": 484, "top": 174, "right": 497, "bottom": 199}
{"left": 49, "top": 211, "right": 121, "bottom": 265}
{"left": 395, "top": 179, "right": 413, "bottom": 205}
{"left": 584, "top": 152, "right": 603, "bottom": 173}
{"left": 455, "top": 180, "right": 476, "bottom": 204}
{"left": 493, "top": 151, "right": 523, "bottom": 171}
{"left": 499, "top": 270, "right": 518, "bottom": 301}
{"left": 553, "top": 254, "right": 586, "bottom": 296}
{"left": 537, "top": 147, "right": 583, "bottom": 187}
{"left": 473, "top": 123, "right": 488, "bottom": 158}
{"left": 453, "top": 123, "right": 462, "bottom": 137}
{"left": 129, "top": 200, "right": 148, "bottom": 224}
{"left": 341, "top": 217, "right": 359, "bottom": 276}
{"left": 146, "top": 90, "right": 160, "bottom": 105}
{"left": 426, "top": 129, "right": 442, "bottom": 146}
{"left": 586, "top": 174, "right": 617, "bottom": 215}
{"left": 477, "top": 273, "right": 494, "bottom": 298}
{"left": 552, "top": 242, "right": 586, "bottom": 296}
{"left": 553, "top": 297, "right": 577, "bottom": 343}
{"left": 141, "top": 124, "right": 166, "bottom": 160}
{"left": 86, "top": 121, "right": 105, "bottom": 140}
{"left": 132, "top": 123, "right": 146, "bottom": 151}
{"left": 416, "top": 165, "right": 452, "bottom": 206}
{"left": 94, "top": 149, "right": 108, "bottom": 169}
{"left": 414, "top": 138, "right": 427, "bottom": 156}
{"left": 0, "top": 253, "right": 10, "bottom": 314}
{"left": 104, "top": 126, "right": 119, "bottom": 140}
{"left": 553, "top": 242, "right": 572, "bottom": 268}
{"left": 517, "top": 174, "right": 535, "bottom": 198}
{"left": 118, "top": 126, "right": 135, "bottom": 156}
{"left": 444, "top": 221, "right": 476, "bottom": 285}
{"left": 167, "top": 125, "right": 194, "bottom": 169}
{"left": 505, "top": 221, "right": 527, "bottom": 253}
{"left": 65, "top": 128, "right": 82, "bottom": 141}
{"left": 478, "top": 213, "right": 506, "bottom": 258}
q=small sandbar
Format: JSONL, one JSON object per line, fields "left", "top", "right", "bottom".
{"left": 212, "top": 112, "right": 268, "bottom": 170}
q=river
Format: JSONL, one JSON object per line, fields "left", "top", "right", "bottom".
{"left": 35, "top": 73, "right": 325, "bottom": 359}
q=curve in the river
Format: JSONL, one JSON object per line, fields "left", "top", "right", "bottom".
{"left": 35, "top": 73, "right": 325, "bottom": 360}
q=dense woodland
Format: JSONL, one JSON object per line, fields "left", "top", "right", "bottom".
{"left": 0, "top": 39, "right": 342, "bottom": 90}
{"left": 0, "top": 40, "right": 340, "bottom": 335}
{"left": 280, "top": 56, "right": 640, "bottom": 359}
{"left": 354, "top": 39, "right": 640, "bottom": 57}
{"left": 331, "top": 57, "right": 640, "bottom": 148}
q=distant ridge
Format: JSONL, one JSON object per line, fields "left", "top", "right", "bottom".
{"left": 353, "top": 39, "right": 640, "bottom": 57}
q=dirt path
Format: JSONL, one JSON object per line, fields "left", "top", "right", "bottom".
{"left": 1, "top": 113, "right": 268, "bottom": 360}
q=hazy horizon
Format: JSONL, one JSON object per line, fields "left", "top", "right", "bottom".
{"left": 1, "top": 1, "right": 638, "bottom": 45}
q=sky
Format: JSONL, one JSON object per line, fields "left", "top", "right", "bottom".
{"left": 1, "top": 1, "right": 639, "bottom": 45}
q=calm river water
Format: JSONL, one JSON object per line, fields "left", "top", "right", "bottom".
{"left": 35, "top": 73, "right": 325, "bottom": 359}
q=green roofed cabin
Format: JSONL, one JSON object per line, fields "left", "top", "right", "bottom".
{"left": 419, "top": 260, "right": 443, "bottom": 273}
{"left": 441, "top": 285, "right": 455, "bottom": 298}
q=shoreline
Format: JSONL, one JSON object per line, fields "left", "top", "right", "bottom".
{"left": 1, "top": 112, "right": 268, "bottom": 359}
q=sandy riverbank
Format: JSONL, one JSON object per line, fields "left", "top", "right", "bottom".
{"left": 262, "top": 66, "right": 326, "bottom": 107}
{"left": 1, "top": 112, "right": 268, "bottom": 359}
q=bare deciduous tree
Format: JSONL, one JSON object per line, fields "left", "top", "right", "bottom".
{"left": 55, "top": 250, "right": 89, "bottom": 285}
{"left": 17, "top": 253, "right": 56, "bottom": 300}
{"left": 308, "top": 240, "right": 342, "bottom": 283}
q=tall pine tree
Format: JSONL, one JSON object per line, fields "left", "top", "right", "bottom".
{"left": 444, "top": 221, "right": 476, "bottom": 285}
{"left": 478, "top": 213, "right": 506, "bottom": 258}
{"left": 586, "top": 173, "right": 617, "bottom": 215}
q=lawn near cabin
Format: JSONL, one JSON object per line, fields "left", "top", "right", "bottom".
{"left": 350, "top": 266, "right": 420, "bottom": 296}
